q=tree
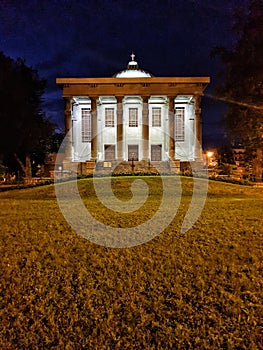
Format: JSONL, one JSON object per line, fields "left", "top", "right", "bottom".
{"left": 0, "top": 52, "right": 54, "bottom": 178}
{"left": 212, "top": 0, "right": 263, "bottom": 180}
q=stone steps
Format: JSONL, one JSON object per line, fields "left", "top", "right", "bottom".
{"left": 77, "top": 160, "right": 181, "bottom": 175}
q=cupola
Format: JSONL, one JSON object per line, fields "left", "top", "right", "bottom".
{"left": 114, "top": 53, "right": 153, "bottom": 78}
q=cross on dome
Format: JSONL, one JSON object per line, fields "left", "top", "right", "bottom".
{"left": 113, "top": 53, "right": 153, "bottom": 77}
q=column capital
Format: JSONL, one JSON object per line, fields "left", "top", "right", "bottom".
{"left": 142, "top": 95, "right": 150, "bottom": 103}
{"left": 90, "top": 96, "right": 98, "bottom": 111}
{"left": 168, "top": 96, "right": 176, "bottom": 111}
{"left": 116, "top": 96, "right": 124, "bottom": 104}
{"left": 194, "top": 94, "right": 202, "bottom": 114}
{"left": 63, "top": 96, "right": 71, "bottom": 109}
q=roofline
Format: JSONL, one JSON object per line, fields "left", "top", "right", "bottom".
{"left": 56, "top": 77, "right": 210, "bottom": 85}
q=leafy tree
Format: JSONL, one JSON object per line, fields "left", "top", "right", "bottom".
{"left": 217, "top": 144, "right": 235, "bottom": 166}
{"left": 212, "top": 0, "right": 263, "bottom": 180}
{"left": 0, "top": 161, "right": 6, "bottom": 178}
{"left": 0, "top": 52, "right": 54, "bottom": 178}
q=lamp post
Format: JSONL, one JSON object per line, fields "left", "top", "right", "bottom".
{"left": 58, "top": 166, "right": 63, "bottom": 180}
{"left": 206, "top": 151, "right": 214, "bottom": 167}
{"left": 131, "top": 152, "right": 135, "bottom": 173}
{"left": 148, "top": 158, "right": 151, "bottom": 171}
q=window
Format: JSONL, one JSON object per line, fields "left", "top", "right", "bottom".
{"left": 129, "top": 108, "right": 138, "bottom": 127}
{"left": 175, "top": 107, "right": 185, "bottom": 142}
{"left": 104, "top": 145, "right": 115, "bottom": 160}
{"left": 151, "top": 145, "right": 162, "bottom": 161}
{"left": 82, "top": 108, "right": 92, "bottom": 142}
{"left": 128, "top": 145, "right": 139, "bottom": 161}
{"left": 105, "top": 108, "right": 114, "bottom": 127}
{"left": 152, "top": 107, "right": 161, "bottom": 127}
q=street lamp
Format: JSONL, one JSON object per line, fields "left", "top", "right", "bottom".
{"left": 206, "top": 151, "right": 214, "bottom": 166}
{"left": 58, "top": 166, "right": 63, "bottom": 180}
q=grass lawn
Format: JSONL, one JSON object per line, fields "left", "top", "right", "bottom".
{"left": 0, "top": 177, "right": 262, "bottom": 349}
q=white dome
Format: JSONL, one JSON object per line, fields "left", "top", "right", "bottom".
{"left": 114, "top": 54, "right": 153, "bottom": 78}
{"left": 115, "top": 67, "right": 152, "bottom": 78}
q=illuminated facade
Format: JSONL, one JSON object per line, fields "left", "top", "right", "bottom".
{"left": 56, "top": 54, "right": 210, "bottom": 173}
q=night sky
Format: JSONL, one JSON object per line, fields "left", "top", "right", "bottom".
{"left": 0, "top": 0, "right": 249, "bottom": 148}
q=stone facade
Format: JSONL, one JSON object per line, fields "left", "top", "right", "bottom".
{"left": 56, "top": 56, "right": 209, "bottom": 175}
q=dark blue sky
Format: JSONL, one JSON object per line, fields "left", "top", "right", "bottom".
{"left": 0, "top": 0, "right": 248, "bottom": 148}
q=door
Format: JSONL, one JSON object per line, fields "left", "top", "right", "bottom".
{"left": 128, "top": 145, "right": 139, "bottom": 161}
{"left": 104, "top": 145, "right": 115, "bottom": 160}
{"left": 151, "top": 144, "right": 162, "bottom": 161}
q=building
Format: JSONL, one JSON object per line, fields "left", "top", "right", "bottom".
{"left": 56, "top": 54, "right": 210, "bottom": 174}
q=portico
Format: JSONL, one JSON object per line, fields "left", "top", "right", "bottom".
{"left": 56, "top": 54, "right": 209, "bottom": 173}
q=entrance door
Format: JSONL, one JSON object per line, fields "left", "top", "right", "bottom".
{"left": 151, "top": 145, "right": 162, "bottom": 161}
{"left": 128, "top": 145, "right": 139, "bottom": 161}
{"left": 104, "top": 145, "right": 115, "bottom": 160}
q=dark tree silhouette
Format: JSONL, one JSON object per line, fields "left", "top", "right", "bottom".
{"left": 212, "top": 0, "right": 263, "bottom": 180}
{"left": 0, "top": 52, "right": 54, "bottom": 178}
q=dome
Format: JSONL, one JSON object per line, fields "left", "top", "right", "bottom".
{"left": 114, "top": 53, "right": 153, "bottom": 78}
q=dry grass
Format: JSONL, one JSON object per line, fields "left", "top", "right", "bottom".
{"left": 0, "top": 177, "right": 262, "bottom": 349}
